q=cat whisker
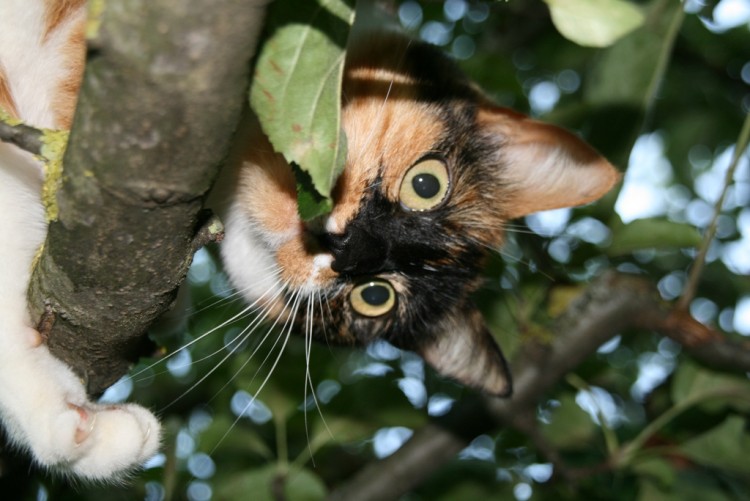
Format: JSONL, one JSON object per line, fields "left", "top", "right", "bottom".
{"left": 210, "top": 288, "right": 302, "bottom": 455}
{"left": 301, "top": 290, "right": 335, "bottom": 466}
{"left": 317, "top": 288, "right": 334, "bottom": 346}
{"left": 303, "top": 294, "right": 316, "bottom": 465}
{"left": 155, "top": 280, "right": 293, "bottom": 410}
{"left": 131, "top": 273, "right": 285, "bottom": 381}
{"left": 196, "top": 283, "right": 303, "bottom": 410}
{"left": 192, "top": 268, "right": 283, "bottom": 315}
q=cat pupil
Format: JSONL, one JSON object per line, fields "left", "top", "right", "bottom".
{"left": 412, "top": 173, "right": 441, "bottom": 199}
{"left": 361, "top": 284, "right": 390, "bottom": 306}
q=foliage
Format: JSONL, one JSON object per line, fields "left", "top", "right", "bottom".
{"left": 250, "top": 0, "right": 355, "bottom": 220}
{"left": 4, "top": 0, "right": 750, "bottom": 500}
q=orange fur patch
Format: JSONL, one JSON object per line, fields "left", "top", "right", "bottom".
{"left": 43, "top": 0, "right": 86, "bottom": 41}
{"left": 275, "top": 237, "right": 319, "bottom": 289}
{"left": 0, "top": 66, "right": 19, "bottom": 118}
{"left": 328, "top": 68, "right": 445, "bottom": 233}
{"left": 233, "top": 47, "right": 451, "bottom": 295}
{"left": 236, "top": 132, "right": 300, "bottom": 240}
{"left": 49, "top": 5, "right": 86, "bottom": 129}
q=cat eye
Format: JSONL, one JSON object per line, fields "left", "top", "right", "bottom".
{"left": 350, "top": 280, "right": 396, "bottom": 317}
{"left": 399, "top": 158, "right": 450, "bottom": 211}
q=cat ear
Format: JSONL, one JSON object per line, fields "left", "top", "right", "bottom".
{"left": 477, "top": 105, "right": 620, "bottom": 219}
{"left": 417, "top": 306, "right": 512, "bottom": 397}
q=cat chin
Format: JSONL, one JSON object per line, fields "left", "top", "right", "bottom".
{"left": 220, "top": 200, "right": 337, "bottom": 313}
{"left": 220, "top": 202, "right": 286, "bottom": 305}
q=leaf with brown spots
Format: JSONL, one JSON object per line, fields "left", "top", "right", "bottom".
{"left": 250, "top": 0, "right": 355, "bottom": 220}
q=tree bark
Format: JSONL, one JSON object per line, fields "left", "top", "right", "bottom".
{"left": 27, "top": 0, "right": 269, "bottom": 395}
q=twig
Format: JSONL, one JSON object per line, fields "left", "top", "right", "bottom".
{"left": 642, "top": 0, "right": 685, "bottom": 117}
{"left": 639, "top": 307, "right": 750, "bottom": 373}
{"left": 0, "top": 119, "right": 43, "bottom": 155}
{"left": 678, "top": 110, "right": 750, "bottom": 310}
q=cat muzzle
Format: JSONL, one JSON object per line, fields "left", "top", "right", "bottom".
{"left": 321, "top": 226, "right": 391, "bottom": 276}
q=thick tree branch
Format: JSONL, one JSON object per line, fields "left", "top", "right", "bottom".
{"left": 328, "top": 271, "right": 750, "bottom": 500}
{"left": 27, "top": 0, "right": 269, "bottom": 395}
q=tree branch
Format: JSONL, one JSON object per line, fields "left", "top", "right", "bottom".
{"left": 677, "top": 110, "right": 750, "bottom": 310}
{"left": 26, "top": 0, "right": 269, "bottom": 395}
{"left": 327, "top": 271, "right": 750, "bottom": 500}
{"left": 0, "top": 119, "right": 43, "bottom": 155}
{"left": 637, "top": 303, "right": 750, "bottom": 373}
{"left": 328, "top": 272, "right": 649, "bottom": 500}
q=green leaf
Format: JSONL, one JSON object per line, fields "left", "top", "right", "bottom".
{"left": 215, "top": 464, "right": 327, "bottom": 501}
{"left": 541, "top": 393, "right": 597, "bottom": 449}
{"left": 671, "top": 361, "right": 750, "bottom": 413}
{"left": 631, "top": 456, "right": 676, "bottom": 489}
{"left": 198, "top": 415, "right": 274, "bottom": 460}
{"left": 250, "top": 0, "right": 355, "bottom": 220}
{"left": 638, "top": 474, "right": 734, "bottom": 501}
{"left": 312, "top": 415, "right": 378, "bottom": 445}
{"left": 607, "top": 218, "right": 702, "bottom": 256}
{"left": 544, "top": 0, "right": 644, "bottom": 48}
{"left": 679, "top": 416, "right": 750, "bottom": 475}
{"left": 293, "top": 162, "right": 334, "bottom": 220}
{"left": 584, "top": 0, "right": 683, "bottom": 108}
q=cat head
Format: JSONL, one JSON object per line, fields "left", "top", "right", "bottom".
{"left": 218, "top": 34, "right": 619, "bottom": 397}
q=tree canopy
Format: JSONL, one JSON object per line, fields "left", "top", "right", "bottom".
{"left": 2, "top": 0, "right": 749, "bottom": 500}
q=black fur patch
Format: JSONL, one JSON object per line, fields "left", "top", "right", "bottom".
{"left": 295, "top": 36, "right": 510, "bottom": 352}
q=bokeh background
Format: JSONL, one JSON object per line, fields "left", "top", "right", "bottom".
{"left": 4, "top": 0, "right": 749, "bottom": 499}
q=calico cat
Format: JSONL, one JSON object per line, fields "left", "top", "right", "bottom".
{"left": 0, "top": 0, "right": 618, "bottom": 481}
{"left": 216, "top": 33, "right": 619, "bottom": 397}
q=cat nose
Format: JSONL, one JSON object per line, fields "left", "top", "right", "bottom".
{"left": 322, "top": 227, "right": 389, "bottom": 276}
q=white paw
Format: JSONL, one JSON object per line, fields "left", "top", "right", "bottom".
{"left": 0, "top": 340, "right": 162, "bottom": 480}
{"left": 59, "top": 401, "right": 162, "bottom": 479}
{"left": 26, "top": 396, "right": 162, "bottom": 480}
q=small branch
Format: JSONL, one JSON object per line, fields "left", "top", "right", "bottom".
{"left": 328, "top": 271, "right": 750, "bottom": 499}
{"left": 272, "top": 472, "right": 288, "bottom": 501}
{"left": 191, "top": 211, "right": 225, "bottom": 253}
{"left": 35, "top": 303, "right": 56, "bottom": 343}
{"left": 0, "top": 119, "right": 43, "bottom": 155}
{"left": 328, "top": 271, "right": 650, "bottom": 501}
{"left": 678, "top": 110, "right": 750, "bottom": 310}
{"left": 643, "top": 0, "right": 685, "bottom": 117}
{"left": 509, "top": 412, "right": 611, "bottom": 486}
{"left": 639, "top": 307, "right": 750, "bottom": 373}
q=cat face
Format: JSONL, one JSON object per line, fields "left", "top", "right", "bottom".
{"left": 218, "top": 35, "right": 619, "bottom": 396}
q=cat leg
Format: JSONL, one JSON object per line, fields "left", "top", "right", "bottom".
{"left": 0, "top": 147, "right": 161, "bottom": 479}
{"left": 0, "top": 326, "right": 161, "bottom": 479}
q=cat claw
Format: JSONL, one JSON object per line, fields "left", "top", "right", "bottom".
{"left": 25, "top": 327, "right": 43, "bottom": 348}
{"left": 1, "top": 339, "right": 163, "bottom": 479}
{"left": 67, "top": 403, "right": 96, "bottom": 445}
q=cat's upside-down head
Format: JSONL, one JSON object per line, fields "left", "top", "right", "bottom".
{"left": 218, "top": 34, "right": 619, "bottom": 397}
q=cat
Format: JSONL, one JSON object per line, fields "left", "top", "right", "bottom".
{"left": 215, "top": 32, "right": 619, "bottom": 397}
{"left": 0, "top": 0, "right": 619, "bottom": 481}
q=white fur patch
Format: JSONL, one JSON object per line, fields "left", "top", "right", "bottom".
{"left": 0, "top": 0, "right": 80, "bottom": 129}
{"left": 0, "top": 0, "right": 162, "bottom": 479}
{"left": 220, "top": 201, "right": 286, "bottom": 305}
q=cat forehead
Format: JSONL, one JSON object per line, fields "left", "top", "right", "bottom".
{"left": 325, "top": 34, "right": 487, "bottom": 235}
{"left": 328, "top": 74, "right": 455, "bottom": 233}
